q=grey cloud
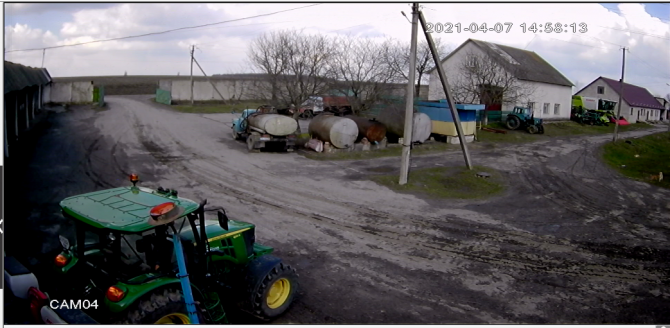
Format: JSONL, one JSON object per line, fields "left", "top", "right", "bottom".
{"left": 5, "top": 3, "right": 118, "bottom": 15}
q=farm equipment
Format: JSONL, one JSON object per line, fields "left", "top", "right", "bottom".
{"left": 571, "top": 96, "right": 618, "bottom": 125}
{"left": 51, "top": 174, "right": 299, "bottom": 324}
{"left": 232, "top": 106, "right": 299, "bottom": 152}
{"left": 505, "top": 106, "right": 544, "bottom": 134}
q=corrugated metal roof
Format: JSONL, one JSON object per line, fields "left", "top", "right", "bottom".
{"left": 470, "top": 39, "right": 573, "bottom": 87}
{"left": 599, "top": 77, "right": 665, "bottom": 110}
{"left": 428, "top": 39, "right": 573, "bottom": 87}
{"left": 4, "top": 61, "right": 52, "bottom": 94}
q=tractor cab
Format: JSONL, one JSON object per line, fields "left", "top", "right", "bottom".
{"left": 51, "top": 174, "right": 297, "bottom": 324}
{"left": 506, "top": 106, "right": 544, "bottom": 134}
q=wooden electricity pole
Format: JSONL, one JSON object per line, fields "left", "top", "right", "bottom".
{"left": 399, "top": 3, "right": 419, "bottom": 185}
{"left": 192, "top": 56, "right": 227, "bottom": 105}
{"left": 190, "top": 45, "right": 195, "bottom": 105}
{"left": 613, "top": 47, "right": 627, "bottom": 142}
{"left": 418, "top": 6, "right": 472, "bottom": 170}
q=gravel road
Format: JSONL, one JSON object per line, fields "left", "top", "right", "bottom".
{"left": 6, "top": 95, "right": 670, "bottom": 324}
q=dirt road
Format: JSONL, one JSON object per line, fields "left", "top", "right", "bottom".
{"left": 8, "top": 95, "right": 670, "bottom": 324}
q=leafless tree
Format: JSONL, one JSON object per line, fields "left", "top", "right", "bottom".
{"left": 248, "top": 30, "right": 335, "bottom": 111}
{"left": 248, "top": 31, "right": 290, "bottom": 105}
{"left": 450, "top": 50, "right": 536, "bottom": 107}
{"left": 386, "top": 38, "right": 451, "bottom": 98}
{"left": 327, "top": 36, "right": 405, "bottom": 114}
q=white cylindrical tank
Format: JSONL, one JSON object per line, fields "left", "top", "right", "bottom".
{"left": 248, "top": 114, "right": 298, "bottom": 136}
{"left": 308, "top": 115, "right": 358, "bottom": 149}
{"left": 412, "top": 112, "right": 432, "bottom": 143}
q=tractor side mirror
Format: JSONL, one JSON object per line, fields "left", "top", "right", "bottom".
{"left": 218, "top": 210, "right": 229, "bottom": 231}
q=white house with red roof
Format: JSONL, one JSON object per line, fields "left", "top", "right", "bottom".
{"left": 574, "top": 77, "right": 666, "bottom": 124}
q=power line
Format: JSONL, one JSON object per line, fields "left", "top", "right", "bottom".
{"left": 627, "top": 49, "right": 670, "bottom": 79}
{"left": 597, "top": 25, "right": 670, "bottom": 41}
{"left": 4, "top": 3, "right": 321, "bottom": 53}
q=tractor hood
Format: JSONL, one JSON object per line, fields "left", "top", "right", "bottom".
{"left": 59, "top": 187, "right": 200, "bottom": 233}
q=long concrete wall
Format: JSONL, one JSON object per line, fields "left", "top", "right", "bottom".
{"left": 167, "top": 79, "right": 271, "bottom": 101}
{"left": 48, "top": 81, "right": 94, "bottom": 103}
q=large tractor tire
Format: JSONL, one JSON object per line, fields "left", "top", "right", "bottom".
{"left": 249, "top": 262, "right": 298, "bottom": 320}
{"left": 121, "top": 288, "right": 202, "bottom": 324}
{"left": 506, "top": 116, "right": 521, "bottom": 130}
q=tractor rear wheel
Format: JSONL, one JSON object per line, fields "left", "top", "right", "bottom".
{"left": 250, "top": 262, "right": 298, "bottom": 320}
{"left": 506, "top": 116, "right": 521, "bottom": 130}
{"left": 121, "top": 288, "right": 202, "bottom": 324}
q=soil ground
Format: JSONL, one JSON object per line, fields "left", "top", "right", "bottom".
{"left": 5, "top": 95, "right": 670, "bottom": 324}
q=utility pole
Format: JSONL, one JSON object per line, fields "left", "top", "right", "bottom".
{"left": 418, "top": 7, "right": 472, "bottom": 170}
{"left": 399, "top": 3, "right": 419, "bottom": 185}
{"left": 41, "top": 48, "right": 46, "bottom": 68}
{"left": 613, "top": 47, "right": 627, "bottom": 142}
{"left": 192, "top": 56, "right": 227, "bottom": 105}
{"left": 190, "top": 45, "right": 195, "bottom": 105}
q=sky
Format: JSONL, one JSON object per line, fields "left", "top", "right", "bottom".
{"left": 3, "top": 2, "right": 670, "bottom": 97}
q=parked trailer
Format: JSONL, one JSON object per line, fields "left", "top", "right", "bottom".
{"left": 232, "top": 108, "right": 299, "bottom": 152}
{"left": 308, "top": 114, "right": 358, "bottom": 149}
{"left": 344, "top": 116, "right": 387, "bottom": 143}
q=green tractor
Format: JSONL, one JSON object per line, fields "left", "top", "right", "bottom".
{"left": 505, "top": 106, "right": 545, "bottom": 134}
{"left": 51, "top": 174, "right": 298, "bottom": 324}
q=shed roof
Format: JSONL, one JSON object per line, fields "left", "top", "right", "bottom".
{"left": 428, "top": 39, "right": 573, "bottom": 87}
{"left": 4, "top": 61, "right": 52, "bottom": 94}
{"left": 575, "top": 76, "right": 665, "bottom": 110}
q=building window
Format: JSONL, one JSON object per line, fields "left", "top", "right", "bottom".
{"left": 630, "top": 108, "right": 633, "bottom": 115}
{"left": 554, "top": 103, "right": 560, "bottom": 115}
{"left": 597, "top": 86, "right": 604, "bottom": 94}
{"left": 527, "top": 102, "right": 535, "bottom": 110}
{"left": 543, "top": 103, "right": 550, "bottom": 114}
{"left": 466, "top": 55, "right": 477, "bottom": 67}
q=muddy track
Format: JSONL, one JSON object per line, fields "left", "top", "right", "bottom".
{"left": 121, "top": 106, "right": 669, "bottom": 286}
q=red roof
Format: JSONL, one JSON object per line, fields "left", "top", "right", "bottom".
{"left": 599, "top": 77, "right": 665, "bottom": 110}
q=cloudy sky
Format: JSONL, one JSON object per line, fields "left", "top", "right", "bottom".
{"left": 4, "top": 2, "right": 670, "bottom": 97}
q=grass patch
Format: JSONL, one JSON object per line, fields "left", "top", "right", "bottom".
{"left": 171, "top": 101, "right": 267, "bottom": 114}
{"left": 476, "top": 121, "right": 655, "bottom": 144}
{"left": 301, "top": 141, "right": 459, "bottom": 161}
{"left": 542, "top": 121, "right": 653, "bottom": 137}
{"left": 371, "top": 165, "right": 505, "bottom": 199}
{"left": 602, "top": 131, "right": 670, "bottom": 189}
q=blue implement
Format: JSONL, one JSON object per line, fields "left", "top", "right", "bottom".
{"left": 173, "top": 236, "right": 200, "bottom": 324}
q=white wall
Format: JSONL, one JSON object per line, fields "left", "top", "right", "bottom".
{"left": 43, "top": 84, "right": 52, "bottom": 104}
{"left": 428, "top": 41, "right": 485, "bottom": 101}
{"left": 429, "top": 42, "right": 571, "bottom": 120}
{"left": 168, "top": 79, "right": 272, "bottom": 101}
{"left": 515, "top": 81, "right": 572, "bottom": 120}
{"left": 49, "top": 82, "right": 93, "bottom": 104}
{"left": 574, "top": 78, "right": 644, "bottom": 123}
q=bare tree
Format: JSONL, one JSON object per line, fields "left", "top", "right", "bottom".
{"left": 248, "top": 30, "right": 335, "bottom": 110}
{"left": 327, "top": 36, "right": 404, "bottom": 114}
{"left": 248, "top": 31, "right": 290, "bottom": 105}
{"left": 386, "top": 38, "right": 451, "bottom": 97}
{"left": 450, "top": 50, "right": 536, "bottom": 107}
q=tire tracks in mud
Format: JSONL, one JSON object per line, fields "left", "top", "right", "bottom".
{"left": 124, "top": 110, "right": 669, "bottom": 286}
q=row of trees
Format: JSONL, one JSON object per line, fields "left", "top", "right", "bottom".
{"left": 247, "top": 29, "right": 450, "bottom": 114}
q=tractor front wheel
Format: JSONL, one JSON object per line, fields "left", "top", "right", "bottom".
{"left": 121, "top": 288, "right": 202, "bottom": 324}
{"left": 506, "top": 116, "right": 521, "bottom": 130}
{"left": 250, "top": 262, "right": 298, "bottom": 320}
{"left": 527, "top": 125, "right": 539, "bottom": 134}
